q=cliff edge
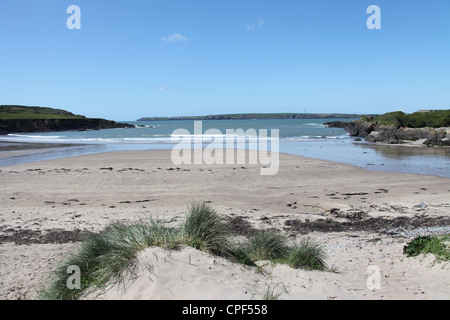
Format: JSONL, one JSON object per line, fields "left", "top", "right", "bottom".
{"left": 0, "top": 105, "right": 134, "bottom": 135}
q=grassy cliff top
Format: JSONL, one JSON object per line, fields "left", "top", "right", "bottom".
{"left": 361, "top": 110, "right": 450, "bottom": 128}
{"left": 0, "top": 105, "right": 86, "bottom": 120}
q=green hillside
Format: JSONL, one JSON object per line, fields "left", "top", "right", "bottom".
{"left": 362, "top": 110, "right": 450, "bottom": 128}
{"left": 0, "top": 105, "right": 86, "bottom": 120}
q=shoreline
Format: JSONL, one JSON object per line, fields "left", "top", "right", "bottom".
{"left": 358, "top": 139, "right": 450, "bottom": 148}
{"left": 0, "top": 150, "right": 449, "bottom": 300}
{"left": 0, "top": 141, "right": 104, "bottom": 168}
{"left": 0, "top": 140, "right": 84, "bottom": 150}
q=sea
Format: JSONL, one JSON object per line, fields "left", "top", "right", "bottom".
{"left": 0, "top": 118, "right": 449, "bottom": 178}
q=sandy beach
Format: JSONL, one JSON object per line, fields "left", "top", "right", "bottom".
{"left": 0, "top": 149, "right": 449, "bottom": 300}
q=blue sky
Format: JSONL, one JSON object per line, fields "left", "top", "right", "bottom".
{"left": 0, "top": 0, "right": 449, "bottom": 121}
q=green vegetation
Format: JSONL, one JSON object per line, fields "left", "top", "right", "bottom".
{"left": 239, "top": 229, "right": 289, "bottom": 262}
{"left": 261, "top": 284, "right": 285, "bottom": 300}
{"left": 182, "top": 202, "right": 232, "bottom": 256}
{"left": 138, "top": 113, "right": 365, "bottom": 121}
{"left": 234, "top": 229, "right": 327, "bottom": 271}
{"left": 40, "top": 202, "right": 327, "bottom": 300}
{"left": 403, "top": 234, "right": 450, "bottom": 264}
{"left": 282, "top": 239, "right": 328, "bottom": 270}
{"left": 0, "top": 105, "right": 86, "bottom": 120}
{"left": 362, "top": 110, "right": 450, "bottom": 128}
{"left": 39, "top": 219, "right": 180, "bottom": 300}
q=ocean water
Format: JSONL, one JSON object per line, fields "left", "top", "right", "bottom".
{"left": 1, "top": 119, "right": 449, "bottom": 178}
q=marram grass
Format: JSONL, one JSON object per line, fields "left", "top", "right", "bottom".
{"left": 282, "top": 239, "right": 327, "bottom": 270}
{"left": 240, "top": 229, "right": 289, "bottom": 261}
{"left": 40, "top": 202, "right": 328, "bottom": 300}
{"left": 182, "top": 202, "right": 233, "bottom": 256}
{"left": 39, "top": 219, "right": 180, "bottom": 300}
{"left": 232, "top": 230, "right": 327, "bottom": 271}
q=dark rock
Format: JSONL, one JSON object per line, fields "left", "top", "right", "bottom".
{"left": 325, "top": 120, "right": 449, "bottom": 146}
{"left": 324, "top": 120, "right": 377, "bottom": 138}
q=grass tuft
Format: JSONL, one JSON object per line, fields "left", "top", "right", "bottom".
{"left": 242, "top": 229, "right": 289, "bottom": 261}
{"left": 231, "top": 230, "right": 327, "bottom": 271}
{"left": 262, "top": 284, "right": 283, "bottom": 300}
{"left": 182, "top": 202, "right": 232, "bottom": 256}
{"left": 282, "top": 239, "right": 327, "bottom": 270}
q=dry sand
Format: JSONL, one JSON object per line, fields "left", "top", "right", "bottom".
{"left": 0, "top": 150, "right": 449, "bottom": 300}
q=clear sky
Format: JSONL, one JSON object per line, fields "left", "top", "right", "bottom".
{"left": 0, "top": 0, "right": 449, "bottom": 121}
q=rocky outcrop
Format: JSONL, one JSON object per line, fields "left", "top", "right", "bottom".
{"left": 324, "top": 120, "right": 450, "bottom": 146}
{"left": 365, "top": 126, "right": 449, "bottom": 146}
{"left": 323, "top": 120, "right": 376, "bottom": 138}
{"left": 0, "top": 118, "right": 134, "bottom": 135}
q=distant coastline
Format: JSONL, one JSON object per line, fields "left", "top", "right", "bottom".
{"left": 137, "top": 113, "right": 370, "bottom": 121}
